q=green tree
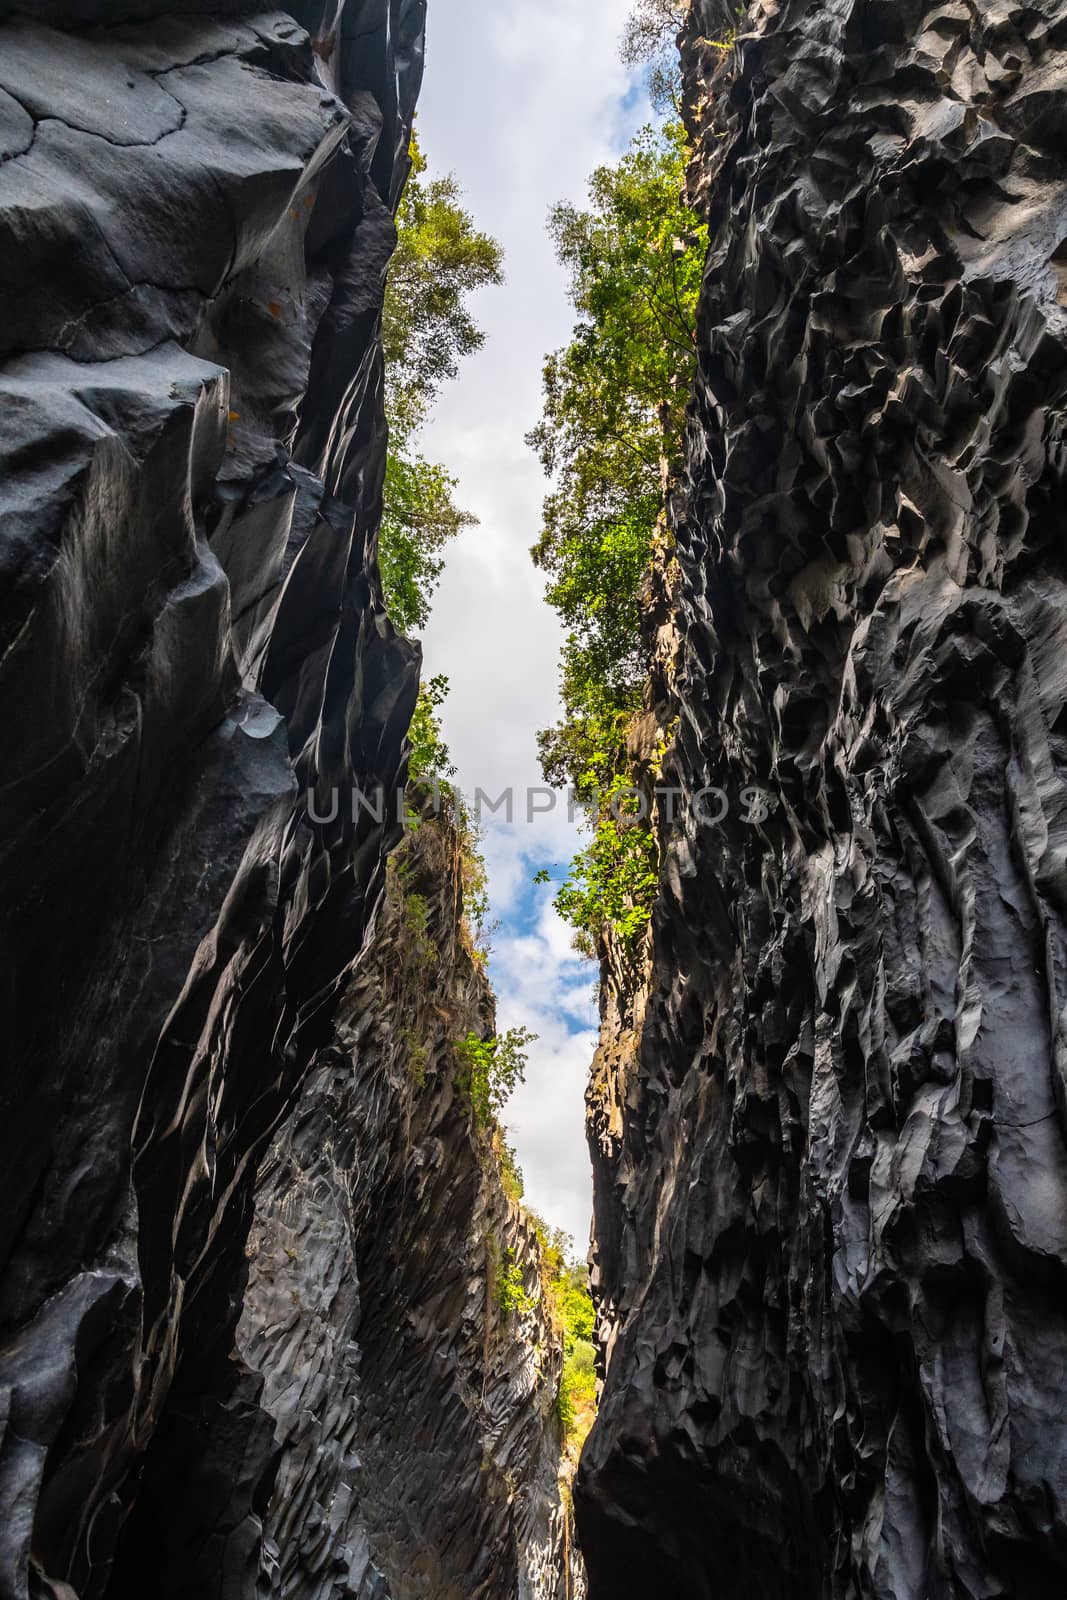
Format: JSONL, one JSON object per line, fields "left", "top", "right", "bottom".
{"left": 529, "top": 119, "right": 706, "bottom": 951}
{"left": 621, "top": 0, "right": 688, "bottom": 111}
{"left": 621, "top": 0, "right": 737, "bottom": 110}
{"left": 553, "top": 1259, "right": 598, "bottom": 1448}
{"left": 379, "top": 454, "right": 474, "bottom": 635}
{"left": 407, "top": 673, "right": 456, "bottom": 786}
{"left": 495, "top": 1247, "right": 535, "bottom": 1318}
{"left": 384, "top": 138, "right": 504, "bottom": 435}
{"left": 529, "top": 120, "right": 705, "bottom": 792}
{"left": 379, "top": 136, "right": 503, "bottom": 633}
{"left": 555, "top": 775, "right": 660, "bottom": 958}
{"left": 455, "top": 1026, "right": 537, "bottom": 1127}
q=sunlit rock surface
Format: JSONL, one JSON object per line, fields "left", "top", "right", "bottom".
{"left": 579, "top": 2, "right": 1067, "bottom": 1596}
{"left": 0, "top": 6, "right": 568, "bottom": 1598}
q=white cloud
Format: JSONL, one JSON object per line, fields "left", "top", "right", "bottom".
{"left": 491, "top": 899, "right": 599, "bottom": 1250}
{"left": 413, "top": 0, "right": 648, "bottom": 1248}
{"left": 474, "top": 801, "right": 586, "bottom": 918}
{"left": 504, "top": 1027, "right": 599, "bottom": 1254}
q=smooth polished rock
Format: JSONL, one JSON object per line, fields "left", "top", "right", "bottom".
{"left": 0, "top": 7, "right": 421, "bottom": 1598}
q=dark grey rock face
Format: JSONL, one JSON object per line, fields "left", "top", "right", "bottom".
{"left": 578, "top": 3, "right": 1067, "bottom": 1597}
{"left": 238, "top": 811, "right": 578, "bottom": 1600}
{"left": 0, "top": 6, "right": 423, "bottom": 1597}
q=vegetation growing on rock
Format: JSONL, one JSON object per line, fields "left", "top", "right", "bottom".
{"left": 455, "top": 1026, "right": 538, "bottom": 1128}
{"left": 494, "top": 1246, "right": 536, "bottom": 1318}
{"left": 553, "top": 1266, "right": 598, "bottom": 1455}
{"left": 530, "top": 111, "right": 705, "bottom": 954}
{"left": 380, "top": 134, "right": 503, "bottom": 633}
{"left": 407, "top": 672, "right": 457, "bottom": 786}
{"left": 522, "top": 1222, "right": 598, "bottom": 1457}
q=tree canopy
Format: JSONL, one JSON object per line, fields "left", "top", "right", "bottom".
{"left": 383, "top": 136, "right": 503, "bottom": 441}
{"left": 380, "top": 140, "right": 500, "bottom": 972}
{"left": 621, "top": 0, "right": 738, "bottom": 109}
{"left": 379, "top": 452, "right": 473, "bottom": 635}
{"left": 529, "top": 109, "right": 707, "bottom": 952}
{"left": 620, "top": 0, "right": 688, "bottom": 111}
{"left": 529, "top": 118, "right": 705, "bottom": 799}
{"left": 379, "top": 136, "right": 503, "bottom": 634}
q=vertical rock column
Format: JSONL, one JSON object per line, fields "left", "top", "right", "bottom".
{"left": 0, "top": 5, "right": 424, "bottom": 1597}
{"left": 238, "top": 809, "right": 577, "bottom": 1600}
{"left": 579, "top": 2, "right": 1067, "bottom": 1597}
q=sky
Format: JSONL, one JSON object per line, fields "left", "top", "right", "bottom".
{"left": 413, "top": 0, "right": 650, "bottom": 1250}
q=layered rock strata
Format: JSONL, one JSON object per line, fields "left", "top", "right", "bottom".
{"left": 579, "top": 2, "right": 1067, "bottom": 1597}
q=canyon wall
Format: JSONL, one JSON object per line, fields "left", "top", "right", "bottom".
{"left": 0, "top": 6, "right": 570, "bottom": 1598}
{"left": 12, "top": 1, "right": 1066, "bottom": 1596}
{"left": 238, "top": 807, "right": 577, "bottom": 1600}
{"left": 578, "top": 2, "right": 1067, "bottom": 1597}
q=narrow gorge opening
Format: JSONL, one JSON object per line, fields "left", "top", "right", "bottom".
{"left": 374, "top": 0, "right": 703, "bottom": 1494}
{"left": 4, "top": 2, "right": 1067, "bottom": 1599}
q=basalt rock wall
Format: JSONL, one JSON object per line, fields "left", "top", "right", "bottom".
{"left": 238, "top": 809, "right": 578, "bottom": 1600}
{"left": 579, "top": 2, "right": 1067, "bottom": 1597}
{"left": 0, "top": 5, "right": 425, "bottom": 1597}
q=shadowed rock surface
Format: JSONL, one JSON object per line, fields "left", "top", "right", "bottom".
{"left": 0, "top": 6, "right": 569, "bottom": 1599}
{"left": 578, "top": 2, "right": 1067, "bottom": 1597}
{"left": 0, "top": 6, "right": 419, "bottom": 1594}
{"left": 239, "top": 807, "right": 580, "bottom": 1600}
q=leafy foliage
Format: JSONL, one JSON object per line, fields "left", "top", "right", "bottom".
{"left": 495, "top": 1247, "right": 535, "bottom": 1318}
{"left": 622, "top": 0, "right": 739, "bottom": 111}
{"left": 517, "top": 1218, "right": 596, "bottom": 1451}
{"left": 555, "top": 777, "right": 659, "bottom": 958}
{"left": 558, "top": 1333, "right": 597, "bottom": 1443}
{"left": 621, "top": 0, "right": 688, "bottom": 111}
{"left": 556, "top": 1264, "right": 595, "bottom": 1346}
{"left": 537, "top": 682, "right": 636, "bottom": 803}
{"left": 455, "top": 1026, "right": 537, "bottom": 1128}
{"left": 527, "top": 1215, "right": 572, "bottom": 1283}
{"left": 407, "top": 674, "right": 456, "bottom": 787}
{"left": 529, "top": 120, "right": 704, "bottom": 787}
{"left": 398, "top": 889, "right": 438, "bottom": 972}
{"left": 398, "top": 1023, "right": 428, "bottom": 1087}
{"left": 383, "top": 137, "right": 504, "bottom": 438}
{"left": 404, "top": 678, "right": 496, "bottom": 965}
{"left": 529, "top": 118, "right": 705, "bottom": 951}
{"left": 379, "top": 454, "right": 474, "bottom": 634}
{"left": 494, "top": 1128, "right": 525, "bottom": 1202}
{"left": 379, "top": 135, "right": 503, "bottom": 634}
{"left": 460, "top": 826, "right": 492, "bottom": 955}
{"left": 552, "top": 1258, "right": 597, "bottom": 1449}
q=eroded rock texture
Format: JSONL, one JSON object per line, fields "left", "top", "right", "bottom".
{"left": 238, "top": 809, "right": 578, "bottom": 1600}
{"left": 0, "top": 5, "right": 426, "bottom": 1596}
{"left": 579, "top": 2, "right": 1067, "bottom": 1597}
